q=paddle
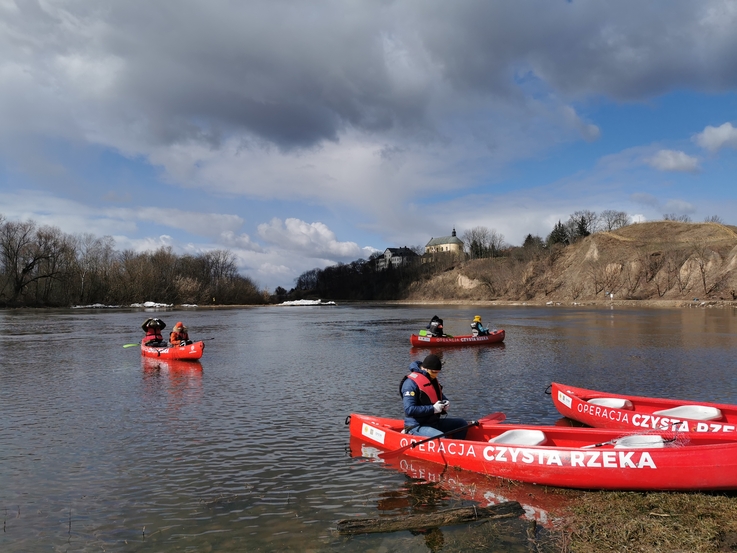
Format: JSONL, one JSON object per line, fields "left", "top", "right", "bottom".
{"left": 378, "top": 412, "right": 506, "bottom": 459}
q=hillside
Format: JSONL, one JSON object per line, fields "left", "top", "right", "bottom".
{"left": 405, "top": 221, "right": 737, "bottom": 306}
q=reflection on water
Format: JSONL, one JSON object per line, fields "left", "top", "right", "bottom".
{"left": 1, "top": 305, "right": 736, "bottom": 551}
{"left": 348, "top": 437, "right": 572, "bottom": 528}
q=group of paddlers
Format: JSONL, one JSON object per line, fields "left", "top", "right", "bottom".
{"left": 425, "top": 314, "right": 491, "bottom": 337}
{"left": 141, "top": 318, "right": 193, "bottom": 347}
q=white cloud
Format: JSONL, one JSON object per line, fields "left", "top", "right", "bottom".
{"left": 630, "top": 193, "right": 659, "bottom": 208}
{"left": 662, "top": 199, "right": 696, "bottom": 214}
{"left": 561, "top": 106, "right": 600, "bottom": 142}
{"left": 693, "top": 122, "right": 737, "bottom": 152}
{"left": 257, "top": 217, "right": 377, "bottom": 260}
{"left": 646, "top": 149, "right": 700, "bottom": 172}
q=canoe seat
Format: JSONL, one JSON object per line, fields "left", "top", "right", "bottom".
{"left": 652, "top": 405, "right": 722, "bottom": 421}
{"left": 587, "top": 397, "right": 634, "bottom": 410}
{"left": 489, "top": 429, "right": 547, "bottom": 446}
{"left": 614, "top": 434, "right": 665, "bottom": 448}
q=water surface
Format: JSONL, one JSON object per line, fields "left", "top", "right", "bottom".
{"left": 1, "top": 304, "right": 736, "bottom": 551}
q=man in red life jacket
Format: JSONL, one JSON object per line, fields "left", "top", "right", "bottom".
{"left": 399, "top": 354, "right": 469, "bottom": 439}
{"left": 141, "top": 318, "right": 166, "bottom": 346}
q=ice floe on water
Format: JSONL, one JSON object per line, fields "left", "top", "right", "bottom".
{"left": 131, "top": 301, "right": 174, "bottom": 308}
{"left": 278, "top": 299, "right": 336, "bottom": 306}
{"left": 73, "top": 301, "right": 196, "bottom": 309}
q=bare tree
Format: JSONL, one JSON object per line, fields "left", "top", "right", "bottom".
{"left": 663, "top": 214, "right": 692, "bottom": 222}
{"left": 600, "top": 210, "right": 631, "bottom": 231}
{"left": 689, "top": 241, "right": 721, "bottom": 295}
{"left": 75, "top": 233, "right": 117, "bottom": 304}
{"left": 0, "top": 220, "right": 64, "bottom": 304}
{"left": 704, "top": 215, "right": 724, "bottom": 223}
{"left": 461, "top": 226, "right": 506, "bottom": 259}
{"left": 586, "top": 260, "right": 622, "bottom": 296}
{"left": 565, "top": 210, "right": 599, "bottom": 242}
{"left": 488, "top": 230, "right": 506, "bottom": 257}
{"left": 622, "top": 260, "right": 644, "bottom": 297}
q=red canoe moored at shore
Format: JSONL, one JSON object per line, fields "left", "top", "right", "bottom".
{"left": 551, "top": 382, "right": 737, "bottom": 435}
{"left": 410, "top": 329, "right": 505, "bottom": 347}
{"left": 140, "top": 339, "right": 205, "bottom": 360}
{"left": 348, "top": 412, "right": 737, "bottom": 491}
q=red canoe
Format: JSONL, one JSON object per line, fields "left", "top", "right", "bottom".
{"left": 410, "top": 329, "right": 505, "bottom": 347}
{"left": 551, "top": 382, "right": 737, "bottom": 435}
{"left": 140, "top": 339, "right": 205, "bottom": 360}
{"left": 348, "top": 412, "right": 737, "bottom": 491}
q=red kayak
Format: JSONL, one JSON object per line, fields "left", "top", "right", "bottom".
{"left": 551, "top": 382, "right": 737, "bottom": 435}
{"left": 140, "top": 339, "right": 205, "bottom": 360}
{"left": 348, "top": 412, "right": 737, "bottom": 491}
{"left": 410, "top": 329, "right": 505, "bottom": 347}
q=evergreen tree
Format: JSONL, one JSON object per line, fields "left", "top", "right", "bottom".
{"left": 547, "top": 221, "right": 568, "bottom": 246}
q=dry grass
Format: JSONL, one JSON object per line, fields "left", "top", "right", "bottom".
{"left": 408, "top": 221, "right": 737, "bottom": 303}
{"left": 556, "top": 490, "right": 737, "bottom": 552}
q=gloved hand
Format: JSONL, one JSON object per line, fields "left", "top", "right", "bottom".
{"left": 433, "top": 401, "right": 445, "bottom": 414}
{"left": 180, "top": 341, "right": 186, "bottom": 346}
{"left": 442, "top": 401, "right": 450, "bottom": 413}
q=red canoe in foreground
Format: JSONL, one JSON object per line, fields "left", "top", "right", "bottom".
{"left": 348, "top": 412, "right": 737, "bottom": 491}
{"left": 410, "top": 329, "right": 505, "bottom": 347}
{"left": 551, "top": 382, "right": 737, "bottom": 435}
{"left": 140, "top": 339, "right": 205, "bottom": 360}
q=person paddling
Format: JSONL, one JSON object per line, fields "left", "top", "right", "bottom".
{"left": 169, "top": 321, "right": 192, "bottom": 346}
{"left": 142, "top": 318, "right": 166, "bottom": 346}
{"left": 470, "top": 315, "right": 490, "bottom": 336}
{"left": 399, "top": 354, "right": 469, "bottom": 439}
{"left": 426, "top": 315, "right": 445, "bottom": 337}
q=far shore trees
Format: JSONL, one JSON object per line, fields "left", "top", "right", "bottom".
{"left": 0, "top": 214, "right": 264, "bottom": 307}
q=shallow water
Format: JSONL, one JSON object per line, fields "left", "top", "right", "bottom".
{"left": 1, "top": 304, "right": 736, "bottom": 551}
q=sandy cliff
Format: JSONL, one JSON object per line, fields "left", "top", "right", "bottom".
{"left": 405, "top": 221, "right": 737, "bottom": 307}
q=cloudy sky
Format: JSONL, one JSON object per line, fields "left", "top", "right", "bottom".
{"left": 2, "top": 1, "right": 736, "bottom": 291}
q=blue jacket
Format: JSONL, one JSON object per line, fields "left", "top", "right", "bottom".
{"left": 399, "top": 361, "right": 448, "bottom": 428}
{"left": 471, "top": 321, "right": 489, "bottom": 335}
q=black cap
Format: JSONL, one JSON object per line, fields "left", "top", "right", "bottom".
{"left": 422, "top": 354, "right": 442, "bottom": 371}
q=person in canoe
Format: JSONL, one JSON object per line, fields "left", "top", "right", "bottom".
{"left": 141, "top": 317, "right": 166, "bottom": 346}
{"left": 169, "top": 321, "right": 192, "bottom": 346}
{"left": 426, "top": 315, "right": 445, "bottom": 337}
{"left": 470, "top": 315, "right": 490, "bottom": 336}
{"left": 399, "top": 354, "right": 469, "bottom": 439}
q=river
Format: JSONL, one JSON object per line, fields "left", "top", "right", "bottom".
{"left": 1, "top": 304, "right": 736, "bottom": 552}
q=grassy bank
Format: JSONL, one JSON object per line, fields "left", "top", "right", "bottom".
{"left": 554, "top": 490, "right": 737, "bottom": 552}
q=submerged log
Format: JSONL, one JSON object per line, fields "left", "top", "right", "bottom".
{"left": 336, "top": 501, "right": 524, "bottom": 535}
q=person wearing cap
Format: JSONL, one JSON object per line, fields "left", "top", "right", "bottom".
{"left": 470, "top": 315, "right": 490, "bottom": 336}
{"left": 399, "top": 354, "right": 469, "bottom": 439}
{"left": 141, "top": 318, "right": 166, "bottom": 346}
{"left": 169, "top": 321, "right": 192, "bottom": 346}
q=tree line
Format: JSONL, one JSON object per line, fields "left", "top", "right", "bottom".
{"left": 290, "top": 209, "right": 728, "bottom": 301}
{"left": 0, "top": 214, "right": 265, "bottom": 307}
